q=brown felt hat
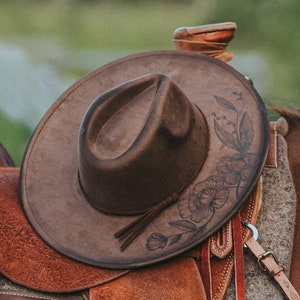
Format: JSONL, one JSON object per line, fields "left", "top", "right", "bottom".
{"left": 20, "top": 50, "right": 269, "bottom": 269}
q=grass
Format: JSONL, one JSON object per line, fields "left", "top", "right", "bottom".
{"left": 0, "top": 0, "right": 299, "bottom": 164}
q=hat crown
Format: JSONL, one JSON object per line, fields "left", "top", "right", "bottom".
{"left": 78, "top": 73, "right": 209, "bottom": 215}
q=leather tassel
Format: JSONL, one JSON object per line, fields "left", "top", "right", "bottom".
{"left": 115, "top": 193, "right": 179, "bottom": 251}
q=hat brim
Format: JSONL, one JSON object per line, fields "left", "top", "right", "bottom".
{"left": 21, "top": 50, "right": 269, "bottom": 269}
{"left": 0, "top": 168, "right": 128, "bottom": 292}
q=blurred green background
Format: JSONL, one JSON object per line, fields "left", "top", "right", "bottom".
{"left": 0, "top": 0, "right": 299, "bottom": 165}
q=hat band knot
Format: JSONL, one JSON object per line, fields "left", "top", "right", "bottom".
{"left": 114, "top": 192, "right": 179, "bottom": 251}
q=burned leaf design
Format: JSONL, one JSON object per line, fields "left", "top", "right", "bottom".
{"left": 169, "top": 220, "right": 196, "bottom": 232}
{"left": 169, "top": 234, "right": 182, "bottom": 245}
{"left": 214, "top": 119, "right": 240, "bottom": 152}
{"left": 239, "top": 112, "right": 254, "bottom": 154}
{"left": 186, "top": 227, "right": 207, "bottom": 243}
{"left": 214, "top": 94, "right": 255, "bottom": 156}
{"left": 215, "top": 95, "right": 236, "bottom": 111}
{"left": 146, "top": 91, "right": 258, "bottom": 251}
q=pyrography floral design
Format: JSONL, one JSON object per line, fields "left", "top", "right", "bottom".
{"left": 146, "top": 91, "right": 258, "bottom": 251}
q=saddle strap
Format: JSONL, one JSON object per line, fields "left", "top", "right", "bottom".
{"left": 199, "top": 213, "right": 247, "bottom": 300}
{"left": 200, "top": 239, "right": 212, "bottom": 298}
{"left": 245, "top": 237, "right": 300, "bottom": 300}
{"left": 232, "top": 213, "right": 246, "bottom": 300}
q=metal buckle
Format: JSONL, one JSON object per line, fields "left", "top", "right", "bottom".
{"left": 257, "top": 250, "right": 279, "bottom": 272}
{"left": 242, "top": 221, "right": 259, "bottom": 248}
{"left": 242, "top": 221, "right": 280, "bottom": 272}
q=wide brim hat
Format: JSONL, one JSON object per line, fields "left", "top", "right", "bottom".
{"left": 20, "top": 50, "right": 269, "bottom": 269}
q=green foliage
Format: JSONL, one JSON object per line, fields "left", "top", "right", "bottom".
{"left": 0, "top": 0, "right": 203, "bottom": 49}
{"left": 211, "top": 0, "right": 300, "bottom": 107}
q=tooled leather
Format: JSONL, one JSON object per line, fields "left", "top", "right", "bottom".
{"left": 210, "top": 221, "right": 233, "bottom": 259}
{"left": 0, "top": 168, "right": 128, "bottom": 293}
{"left": 89, "top": 257, "right": 207, "bottom": 300}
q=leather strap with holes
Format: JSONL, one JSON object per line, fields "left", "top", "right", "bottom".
{"left": 245, "top": 237, "right": 300, "bottom": 300}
